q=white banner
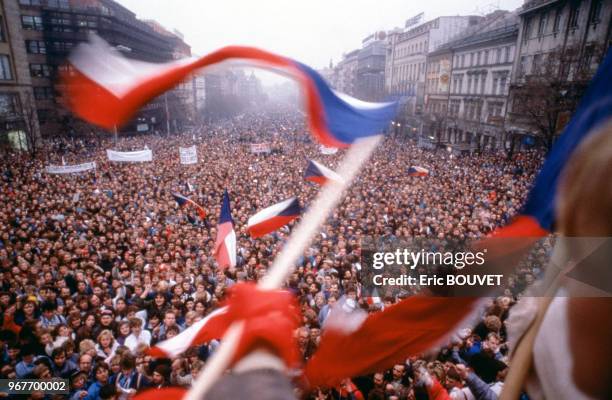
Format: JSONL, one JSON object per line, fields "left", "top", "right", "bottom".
{"left": 250, "top": 143, "right": 271, "bottom": 154}
{"left": 320, "top": 145, "right": 338, "bottom": 155}
{"left": 179, "top": 145, "right": 198, "bottom": 165}
{"left": 106, "top": 149, "right": 152, "bottom": 162}
{"left": 45, "top": 162, "right": 96, "bottom": 174}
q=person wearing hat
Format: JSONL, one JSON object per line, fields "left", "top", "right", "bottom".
{"left": 93, "top": 309, "right": 116, "bottom": 340}
{"left": 69, "top": 370, "right": 89, "bottom": 400}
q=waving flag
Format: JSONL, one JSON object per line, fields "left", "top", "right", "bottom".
{"left": 304, "top": 297, "right": 478, "bottom": 387}
{"left": 304, "top": 160, "right": 344, "bottom": 185}
{"left": 303, "top": 50, "right": 612, "bottom": 389}
{"left": 148, "top": 307, "right": 228, "bottom": 358}
{"left": 407, "top": 166, "right": 429, "bottom": 176}
{"left": 61, "top": 35, "right": 396, "bottom": 148}
{"left": 172, "top": 192, "right": 206, "bottom": 219}
{"left": 499, "top": 48, "right": 612, "bottom": 236}
{"left": 214, "top": 191, "right": 236, "bottom": 269}
{"left": 247, "top": 198, "right": 301, "bottom": 238}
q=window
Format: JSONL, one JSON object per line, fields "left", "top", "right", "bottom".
{"left": 480, "top": 73, "right": 486, "bottom": 94}
{"left": 484, "top": 50, "right": 489, "bottom": 65}
{"left": 568, "top": 4, "right": 580, "bottom": 29}
{"left": 0, "top": 55, "right": 13, "bottom": 80}
{"left": 34, "top": 86, "right": 54, "bottom": 100}
{"left": 473, "top": 75, "right": 479, "bottom": 93}
{"left": 499, "top": 75, "right": 507, "bottom": 95}
{"left": 50, "top": 41, "right": 74, "bottom": 52}
{"left": 538, "top": 12, "right": 547, "bottom": 36}
{"left": 27, "top": 40, "right": 46, "bottom": 54}
{"left": 518, "top": 56, "right": 527, "bottom": 77}
{"left": 504, "top": 46, "right": 511, "bottom": 63}
{"left": 30, "top": 63, "right": 51, "bottom": 78}
{"left": 496, "top": 48, "right": 502, "bottom": 63}
{"left": 492, "top": 77, "right": 499, "bottom": 95}
{"left": 476, "top": 51, "right": 481, "bottom": 66}
{"left": 21, "top": 15, "right": 44, "bottom": 30}
{"left": 47, "top": 0, "right": 70, "bottom": 8}
{"left": 467, "top": 76, "right": 472, "bottom": 94}
{"left": 0, "top": 93, "right": 20, "bottom": 116}
{"left": 0, "top": 16, "right": 6, "bottom": 42}
{"left": 532, "top": 53, "right": 542, "bottom": 74}
{"left": 553, "top": 9, "right": 562, "bottom": 32}
{"left": 461, "top": 54, "right": 465, "bottom": 67}
{"left": 470, "top": 53, "right": 474, "bottom": 66}
{"left": 590, "top": 0, "right": 603, "bottom": 24}
{"left": 523, "top": 17, "right": 531, "bottom": 41}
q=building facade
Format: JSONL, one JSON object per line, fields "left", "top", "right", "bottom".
{"left": 355, "top": 31, "right": 386, "bottom": 101}
{"left": 1, "top": 0, "right": 40, "bottom": 150}
{"left": 507, "top": 0, "right": 611, "bottom": 140}
{"left": 442, "top": 12, "right": 519, "bottom": 151}
{"left": 385, "top": 16, "right": 482, "bottom": 116}
{"left": 13, "top": 0, "right": 192, "bottom": 137}
{"left": 331, "top": 49, "right": 358, "bottom": 96}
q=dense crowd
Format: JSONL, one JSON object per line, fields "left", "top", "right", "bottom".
{"left": 0, "top": 111, "right": 545, "bottom": 399}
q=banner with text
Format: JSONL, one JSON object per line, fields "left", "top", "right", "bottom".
{"left": 250, "top": 142, "right": 271, "bottom": 154}
{"left": 106, "top": 149, "right": 152, "bottom": 162}
{"left": 46, "top": 162, "right": 96, "bottom": 174}
{"left": 179, "top": 145, "right": 198, "bottom": 165}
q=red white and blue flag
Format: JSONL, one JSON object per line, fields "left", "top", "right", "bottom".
{"left": 61, "top": 35, "right": 396, "bottom": 148}
{"left": 304, "top": 160, "right": 343, "bottom": 185}
{"left": 172, "top": 192, "right": 206, "bottom": 219}
{"left": 247, "top": 198, "right": 301, "bottom": 238}
{"left": 147, "top": 307, "right": 228, "bottom": 358}
{"left": 407, "top": 166, "right": 429, "bottom": 176}
{"left": 214, "top": 190, "right": 236, "bottom": 270}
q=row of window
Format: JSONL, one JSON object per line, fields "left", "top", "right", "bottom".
{"left": 19, "top": 0, "right": 69, "bottom": 8}
{"left": 26, "top": 40, "right": 75, "bottom": 54}
{"left": 395, "top": 40, "right": 429, "bottom": 58}
{"left": 393, "top": 62, "right": 425, "bottom": 83}
{"left": 22, "top": 14, "right": 99, "bottom": 30}
{"left": 450, "top": 71, "right": 509, "bottom": 96}
{"left": 523, "top": 0, "right": 603, "bottom": 41}
{"left": 453, "top": 46, "right": 513, "bottom": 69}
{"left": 446, "top": 99, "right": 505, "bottom": 121}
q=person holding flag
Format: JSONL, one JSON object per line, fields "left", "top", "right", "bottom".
{"left": 214, "top": 190, "right": 237, "bottom": 270}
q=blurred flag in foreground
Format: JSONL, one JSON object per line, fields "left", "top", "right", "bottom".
{"left": 61, "top": 35, "right": 396, "bottom": 148}
{"left": 407, "top": 165, "right": 429, "bottom": 176}
{"left": 247, "top": 198, "right": 301, "bottom": 238}
{"left": 304, "top": 160, "right": 343, "bottom": 185}
{"left": 214, "top": 191, "right": 236, "bottom": 270}
{"left": 172, "top": 192, "right": 206, "bottom": 219}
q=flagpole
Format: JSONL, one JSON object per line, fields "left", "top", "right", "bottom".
{"left": 184, "top": 134, "right": 383, "bottom": 400}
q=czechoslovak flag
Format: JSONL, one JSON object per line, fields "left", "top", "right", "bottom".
{"left": 408, "top": 166, "right": 429, "bottom": 176}
{"left": 147, "top": 307, "right": 228, "bottom": 358}
{"left": 214, "top": 190, "right": 236, "bottom": 270}
{"left": 61, "top": 35, "right": 397, "bottom": 148}
{"left": 247, "top": 198, "right": 301, "bottom": 238}
{"left": 304, "top": 160, "right": 344, "bottom": 185}
{"left": 172, "top": 192, "right": 206, "bottom": 219}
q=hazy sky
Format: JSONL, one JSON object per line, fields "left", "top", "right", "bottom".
{"left": 116, "top": 0, "right": 523, "bottom": 69}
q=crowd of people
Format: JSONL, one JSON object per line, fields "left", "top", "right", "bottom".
{"left": 0, "top": 111, "right": 546, "bottom": 399}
